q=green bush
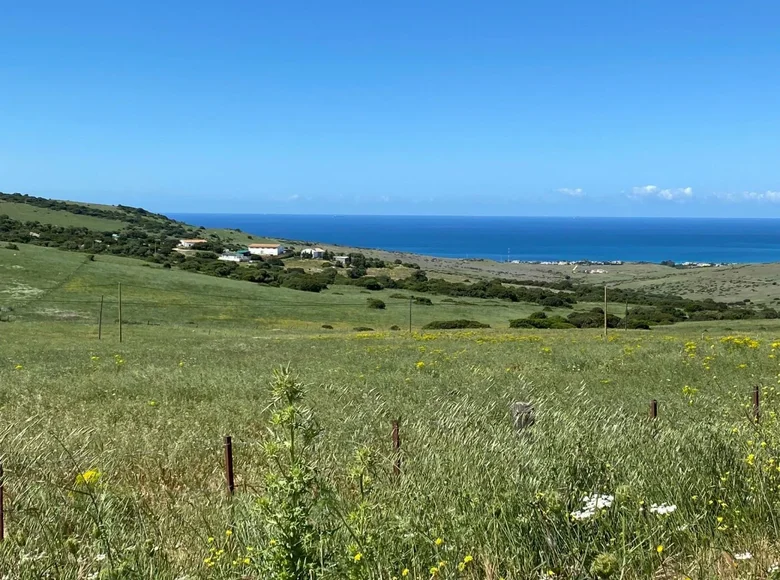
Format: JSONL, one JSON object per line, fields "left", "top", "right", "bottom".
{"left": 353, "top": 326, "right": 374, "bottom": 331}
{"left": 413, "top": 296, "right": 433, "bottom": 306}
{"left": 509, "top": 315, "right": 576, "bottom": 329}
{"left": 4, "top": 243, "right": 19, "bottom": 251}
{"left": 321, "top": 324, "right": 333, "bottom": 329}
{"left": 422, "top": 320, "right": 490, "bottom": 330}
{"left": 389, "top": 325, "right": 401, "bottom": 331}
{"left": 367, "top": 298, "right": 386, "bottom": 309}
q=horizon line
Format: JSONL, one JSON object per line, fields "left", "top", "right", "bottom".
{"left": 166, "top": 212, "right": 780, "bottom": 220}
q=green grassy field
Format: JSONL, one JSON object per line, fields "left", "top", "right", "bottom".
{"left": 1, "top": 244, "right": 626, "bottom": 332}
{"left": 5, "top": 243, "right": 780, "bottom": 578}
{"left": 0, "top": 200, "right": 130, "bottom": 231}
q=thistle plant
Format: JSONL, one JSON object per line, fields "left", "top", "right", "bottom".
{"left": 258, "top": 365, "right": 328, "bottom": 580}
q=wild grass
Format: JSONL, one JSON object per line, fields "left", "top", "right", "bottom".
{"left": 0, "top": 200, "right": 129, "bottom": 231}
{"left": 3, "top": 320, "right": 780, "bottom": 578}
{"left": 5, "top": 244, "right": 780, "bottom": 577}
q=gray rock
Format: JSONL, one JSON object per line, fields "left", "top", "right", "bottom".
{"left": 510, "top": 401, "right": 535, "bottom": 432}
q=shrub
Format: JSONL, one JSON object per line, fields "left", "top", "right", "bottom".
{"left": 280, "top": 274, "right": 328, "bottom": 293}
{"left": 509, "top": 316, "right": 575, "bottom": 329}
{"left": 413, "top": 297, "right": 433, "bottom": 306}
{"left": 390, "top": 293, "right": 409, "bottom": 299}
{"left": 321, "top": 324, "right": 333, "bottom": 329}
{"left": 353, "top": 326, "right": 374, "bottom": 331}
{"left": 367, "top": 298, "right": 386, "bottom": 309}
{"left": 626, "top": 319, "right": 651, "bottom": 330}
{"left": 4, "top": 243, "right": 19, "bottom": 250}
{"left": 389, "top": 325, "right": 401, "bottom": 331}
{"left": 422, "top": 320, "right": 490, "bottom": 329}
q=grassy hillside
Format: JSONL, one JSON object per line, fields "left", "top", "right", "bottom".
{"left": 3, "top": 297, "right": 780, "bottom": 577}
{"left": 0, "top": 199, "right": 130, "bottom": 230}
{"left": 5, "top": 225, "right": 780, "bottom": 576}
{"left": 1, "top": 243, "right": 610, "bottom": 332}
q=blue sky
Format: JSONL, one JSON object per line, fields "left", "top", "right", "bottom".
{"left": 2, "top": 1, "right": 780, "bottom": 217}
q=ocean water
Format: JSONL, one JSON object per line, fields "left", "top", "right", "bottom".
{"left": 170, "top": 214, "right": 780, "bottom": 264}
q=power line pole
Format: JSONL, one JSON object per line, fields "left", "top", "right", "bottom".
{"left": 603, "top": 285, "right": 608, "bottom": 341}
{"left": 118, "top": 283, "right": 123, "bottom": 343}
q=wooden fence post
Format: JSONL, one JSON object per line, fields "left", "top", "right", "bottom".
{"left": 118, "top": 283, "right": 123, "bottom": 343}
{"left": 223, "top": 436, "right": 235, "bottom": 495}
{"left": 98, "top": 295, "right": 104, "bottom": 340}
{"left": 649, "top": 399, "right": 658, "bottom": 419}
{"left": 392, "top": 420, "right": 401, "bottom": 476}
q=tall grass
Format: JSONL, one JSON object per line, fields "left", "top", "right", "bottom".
{"left": 2, "top": 324, "right": 780, "bottom": 578}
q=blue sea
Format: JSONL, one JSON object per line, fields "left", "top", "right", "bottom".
{"left": 170, "top": 215, "right": 780, "bottom": 264}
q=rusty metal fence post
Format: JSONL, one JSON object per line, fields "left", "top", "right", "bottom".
{"left": 223, "top": 436, "right": 235, "bottom": 495}
{"left": 392, "top": 420, "right": 401, "bottom": 476}
{"left": 753, "top": 386, "right": 760, "bottom": 424}
{"left": 0, "top": 459, "right": 5, "bottom": 541}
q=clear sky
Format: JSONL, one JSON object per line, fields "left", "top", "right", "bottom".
{"left": 2, "top": 1, "right": 780, "bottom": 217}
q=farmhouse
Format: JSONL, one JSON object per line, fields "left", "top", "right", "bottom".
{"left": 301, "top": 247, "right": 325, "bottom": 259}
{"left": 178, "top": 238, "right": 208, "bottom": 248}
{"left": 335, "top": 255, "right": 351, "bottom": 266}
{"left": 248, "top": 243, "right": 285, "bottom": 256}
{"left": 218, "top": 251, "right": 250, "bottom": 263}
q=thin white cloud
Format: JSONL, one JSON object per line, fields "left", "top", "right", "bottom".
{"left": 630, "top": 185, "right": 693, "bottom": 201}
{"left": 632, "top": 185, "right": 659, "bottom": 196}
{"left": 557, "top": 187, "right": 585, "bottom": 197}
{"left": 741, "top": 190, "right": 780, "bottom": 202}
{"left": 711, "top": 190, "right": 780, "bottom": 203}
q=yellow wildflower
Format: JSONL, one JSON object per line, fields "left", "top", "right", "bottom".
{"left": 656, "top": 545, "right": 664, "bottom": 555}
{"left": 434, "top": 537, "right": 443, "bottom": 546}
{"left": 75, "top": 469, "right": 102, "bottom": 486}
{"left": 354, "top": 553, "right": 362, "bottom": 563}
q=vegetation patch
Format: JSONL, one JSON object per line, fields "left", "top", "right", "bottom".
{"left": 423, "top": 319, "right": 490, "bottom": 329}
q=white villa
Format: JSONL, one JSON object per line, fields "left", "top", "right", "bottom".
{"left": 301, "top": 247, "right": 325, "bottom": 259}
{"left": 218, "top": 252, "right": 250, "bottom": 263}
{"left": 248, "top": 243, "right": 285, "bottom": 256}
{"left": 178, "top": 238, "right": 208, "bottom": 248}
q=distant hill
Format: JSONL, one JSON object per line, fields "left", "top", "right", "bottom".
{"left": 0, "top": 191, "right": 265, "bottom": 254}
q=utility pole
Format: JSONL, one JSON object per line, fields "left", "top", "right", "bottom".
{"left": 603, "top": 285, "right": 608, "bottom": 340}
{"left": 118, "top": 283, "right": 123, "bottom": 343}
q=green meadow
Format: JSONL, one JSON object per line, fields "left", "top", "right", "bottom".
{"left": 4, "top": 243, "right": 780, "bottom": 578}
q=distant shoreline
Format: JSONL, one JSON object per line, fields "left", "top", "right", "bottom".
{"left": 170, "top": 213, "right": 780, "bottom": 265}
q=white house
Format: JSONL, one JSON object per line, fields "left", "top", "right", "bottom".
{"left": 248, "top": 243, "right": 285, "bottom": 256}
{"left": 218, "top": 252, "right": 250, "bottom": 263}
{"left": 335, "top": 255, "right": 351, "bottom": 266}
{"left": 301, "top": 247, "right": 325, "bottom": 259}
{"left": 178, "top": 238, "right": 208, "bottom": 248}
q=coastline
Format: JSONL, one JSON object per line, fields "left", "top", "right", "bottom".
{"left": 172, "top": 213, "right": 780, "bottom": 266}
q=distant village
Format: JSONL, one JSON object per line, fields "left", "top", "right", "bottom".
{"left": 506, "top": 258, "right": 733, "bottom": 274}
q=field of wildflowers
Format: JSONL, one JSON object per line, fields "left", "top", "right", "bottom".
{"left": 4, "top": 319, "right": 780, "bottom": 578}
